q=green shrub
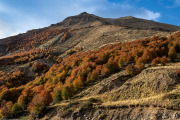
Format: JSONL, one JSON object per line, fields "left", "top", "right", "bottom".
{"left": 53, "top": 89, "right": 62, "bottom": 103}
{"left": 0, "top": 89, "right": 11, "bottom": 102}
{"left": 11, "top": 103, "right": 22, "bottom": 116}
{"left": 126, "top": 64, "right": 137, "bottom": 76}
{"left": 61, "top": 86, "right": 72, "bottom": 100}
{"left": 168, "top": 47, "right": 177, "bottom": 61}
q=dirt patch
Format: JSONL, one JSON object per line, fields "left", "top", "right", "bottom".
{"left": 45, "top": 105, "right": 180, "bottom": 120}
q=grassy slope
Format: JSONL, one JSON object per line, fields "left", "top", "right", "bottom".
{"left": 43, "top": 62, "right": 180, "bottom": 120}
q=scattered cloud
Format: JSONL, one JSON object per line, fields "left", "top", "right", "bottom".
{"left": 0, "top": 1, "right": 51, "bottom": 39}
{"left": 135, "top": 9, "right": 161, "bottom": 20}
{"left": 173, "top": 0, "right": 180, "bottom": 6}
{"left": 0, "top": 2, "right": 9, "bottom": 13}
{"left": 167, "top": 0, "right": 180, "bottom": 8}
{"left": 38, "top": 0, "right": 161, "bottom": 21}
{"left": 94, "top": 2, "right": 161, "bottom": 21}
{"left": 0, "top": 20, "right": 14, "bottom": 38}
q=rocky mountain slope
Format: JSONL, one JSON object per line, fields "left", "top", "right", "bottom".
{"left": 0, "top": 12, "right": 179, "bottom": 120}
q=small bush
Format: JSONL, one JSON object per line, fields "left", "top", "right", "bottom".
{"left": 151, "top": 57, "right": 160, "bottom": 67}
{"left": 118, "top": 58, "right": 124, "bottom": 68}
{"left": 160, "top": 56, "right": 168, "bottom": 65}
{"left": 142, "top": 49, "right": 153, "bottom": 62}
{"left": 11, "top": 103, "right": 22, "bottom": 116}
{"left": 61, "top": 86, "right": 72, "bottom": 100}
{"left": 98, "top": 113, "right": 106, "bottom": 120}
{"left": 176, "top": 69, "right": 180, "bottom": 77}
{"left": 79, "top": 101, "right": 93, "bottom": 110}
{"left": 126, "top": 64, "right": 137, "bottom": 76}
{"left": 53, "top": 89, "right": 62, "bottom": 103}
{"left": 168, "top": 47, "right": 177, "bottom": 61}
{"left": 136, "top": 63, "right": 145, "bottom": 72}
{"left": 28, "top": 90, "right": 52, "bottom": 117}
{"left": 0, "top": 89, "right": 11, "bottom": 102}
{"left": 151, "top": 56, "right": 168, "bottom": 67}
{"left": 88, "top": 98, "right": 99, "bottom": 103}
{"left": 66, "top": 50, "right": 75, "bottom": 55}
{"left": 101, "top": 65, "right": 111, "bottom": 77}
{"left": 17, "top": 95, "right": 28, "bottom": 109}
{"left": 31, "top": 62, "right": 49, "bottom": 73}
{"left": 0, "top": 101, "right": 13, "bottom": 118}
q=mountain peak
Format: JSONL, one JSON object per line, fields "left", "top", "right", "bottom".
{"left": 79, "top": 12, "right": 90, "bottom": 16}
{"left": 55, "top": 12, "right": 106, "bottom": 27}
{"left": 74, "top": 12, "right": 97, "bottom": 19}
{"left": 74, "top": 12, "right": 98, "bottom": 19}
{"left": 120, "top": 16, "right": 135, "bottom": 19}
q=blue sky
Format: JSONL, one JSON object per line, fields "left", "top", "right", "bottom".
{"left": 0, "top": 0, "right": 180, "bottom": 39}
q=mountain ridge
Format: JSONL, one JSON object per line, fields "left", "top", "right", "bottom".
{"left": 0, "top": 12, "right": 179, "bottom": 57}
{"left": 51, "top": 12, "right": 180, "bottom": 31}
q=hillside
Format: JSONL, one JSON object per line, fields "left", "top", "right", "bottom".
{"left": 49, "top": 63, "right": 180, "bottom": 120}
{"left": 0, "top": 12, "right": 179, "bottom": 119}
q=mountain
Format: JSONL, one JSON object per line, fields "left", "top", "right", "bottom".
{"left": 0, "top": 12, "right": 180, "bottom": 57}
{"left": 51, "top": 12, "right": 110, "bottom": 27}
{"left": 53, "top": 12, "right": 180, "bottom": 31}
{"left": 0, "top": 12, "right": 180, "bottom": 120}
{"left": 106, "top": 16, "right": 180, "bottom": 31}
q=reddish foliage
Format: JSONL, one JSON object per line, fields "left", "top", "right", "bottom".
{"left": 31, "top": 62, "right": 49, "bottom": 73}
{"left": 125, "top": 64, "right": 137, "bottom": 76}
{"left": 151, "top": 56, "right": 168, "bottom": 67}
{"left": 27, "top": 89, "right": 52, "bottom": 116}
{"left": 176, "top": 70, "right": 180, "bottom": 77}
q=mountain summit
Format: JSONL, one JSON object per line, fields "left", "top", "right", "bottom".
{"left": 52, "top": 12, "right": 109, "bottom": 27}
{"left": 51, "top": 12, "right": 180, "bottom": 32}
